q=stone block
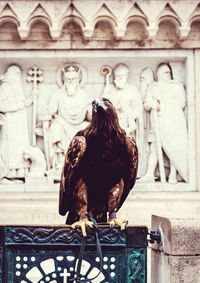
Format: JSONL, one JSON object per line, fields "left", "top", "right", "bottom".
{"left": 151, "top": 249, "right": 170, "bottom": 283}
{"left": 151, "top": 251, "right": 200, "bottom": 283}
{"left": 151, "top": 214, "right": 200, "bottom": 255}
{"left": 169, "top": 256, "right": 200, "bottom": 283}
{"left": 151, "top": 215, "right": 200, "bottom": 283}
{"left": 25, "top": 176, "right": 55, "bottom": 192}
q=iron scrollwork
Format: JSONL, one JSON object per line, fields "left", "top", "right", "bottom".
{"left": 5, "top": 226, "right": 126, "bottom": 246}
{"left": 128, "top": 248, "right": 146, "bottom": 283}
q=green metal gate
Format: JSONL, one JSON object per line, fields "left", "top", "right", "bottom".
{"left": 0, "top": 225, "right": 151, "bottom": 283}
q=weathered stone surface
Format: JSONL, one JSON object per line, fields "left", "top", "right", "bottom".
{"left": 151, "top": 250, "right": 170, "bottom": 283}
{"left": 151, "top": 215, "right": 200, "bottom": 283}
{"left": 0, "top": 1, "right": 199, "bottom": 49}
{"left": 0, "top": 0, "right": 198, "bottom": 192}
{"left": 151, "top": 251, "right": 200, "bottom": 283}
{"left": 1, "top": 192, "right": 200, "bottom": 227}
{"left": 152, "top": 215, "right": 200, "bottom": 255}
{"left": 170, "top": 256, "right": 200, "bottom": 283}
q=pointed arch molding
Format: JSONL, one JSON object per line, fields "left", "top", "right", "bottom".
{"left": 0, "top": 0, "right": 199, "bottom": 42}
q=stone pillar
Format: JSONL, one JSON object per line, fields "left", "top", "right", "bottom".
{"left": 151, "top": 215, "right": 200, "bottom": 283}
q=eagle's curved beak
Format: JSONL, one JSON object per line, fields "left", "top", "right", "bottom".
{"left": 93, "top": 99, "right": 99, "bottom": 107}
{"left": 92, "top": 98, "right": 106, "bottom": 111}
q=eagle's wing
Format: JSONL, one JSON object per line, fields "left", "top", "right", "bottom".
{"left": 59, "top": 135, "right": 87, "bottom": 216}
{"left": 117, "top": 135, "right": 138, "bottom": 211}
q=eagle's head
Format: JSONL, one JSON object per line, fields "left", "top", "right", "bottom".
{"left": 92, "top": 97, "right": 115, "bottom": 117}
{"left": 91, "top": 97, "right": 123, "bottom": 137}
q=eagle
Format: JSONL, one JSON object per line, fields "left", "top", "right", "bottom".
{"left": 59, "top": 97, "right": 138, "bottom": 236}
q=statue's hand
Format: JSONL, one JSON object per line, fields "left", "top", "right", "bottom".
{"left": 150, "top": 100, "right": 160, "bottom": 111}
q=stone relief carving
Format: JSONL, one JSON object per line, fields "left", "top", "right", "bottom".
{"left": 27, "top": 65, "right": 44, "bottom": 146}
{"left": 0, "top": 60, "right": 189, "bottom": 187}
{"left": 45, "top": 63, "right": 92, "bottom": 176}
{"left": 101, "top": 63, "right": 144, "bottom": 177}
{"left": 139, "top": 67, "right": 155, "bottom": 177}
{"left": 139, "top": 63, "right": 188, "bottom": 184}
{"left": 23, "top": 146, "right": 46, "bottom": 178}
{"left": 0, "top": 65, "right": 31, "bottom": 184}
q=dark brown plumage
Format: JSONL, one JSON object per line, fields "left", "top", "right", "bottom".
{"left": 59, "top": 97, "right": 138, "bottom": 225}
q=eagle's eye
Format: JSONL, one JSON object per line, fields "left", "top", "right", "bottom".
{"left": 104, "top": 99, "right": 110, "bottom": 105}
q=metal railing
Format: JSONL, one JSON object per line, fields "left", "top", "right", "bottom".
{"left": 0, "top": 225, "right": 148, "bottom": 283}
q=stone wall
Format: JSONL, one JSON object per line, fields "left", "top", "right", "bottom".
{"left": 0, "top": 0, "right": 199, "bottom": 192}
{"left": 151, "top": 215, "right": 200, "bottom": 283}
{"left": 0, "top": 0, "right": 199, "bottom": 49}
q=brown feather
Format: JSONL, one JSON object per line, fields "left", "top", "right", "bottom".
{"left": 59, "top": 97, "right": 138, "bottom": 223}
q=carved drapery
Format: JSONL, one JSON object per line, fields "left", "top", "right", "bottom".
{"left": 0, "top": 49, "right": 195, "bottom": 191}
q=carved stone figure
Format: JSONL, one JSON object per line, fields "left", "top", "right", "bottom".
{"left": 102, "top": 63, "right": 143, "bottom": 176}
{"left": 139, "top": 67, "right": 155, "bottom": 176}
{"left": 23, "top": 146, "right": 46, "bottom": 177}
{"left": 47, "top": 64, "right": 92, "bottom": 171}
{"left": 0, "top": 65, "right": 30, "bottom": 184}
{"left": 139, "top": 63, "right": 188, "bottom": 183}
{"left": 140, "top": 67, "right": 155, "bottom": 100}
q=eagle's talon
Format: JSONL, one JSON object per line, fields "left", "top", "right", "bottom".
{"left": 71, "top": 219, "right": 93, "bottom": 237}
{"left": 108, "top": 218, "right": 128, "bottom": 230}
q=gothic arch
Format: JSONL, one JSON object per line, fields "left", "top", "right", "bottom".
{"left": 158, "top": 16, "right": 181, "bottom": 36}
{"left": 27, "top": 16, "right": 52, "bottom": 31}
{"left": 58, "top": 16, "right": 85, "bottom": 33}
{"left": 125, "top": 16, "right": 149, "bottom": 28}
{"left": 92, "top": 16, "right": 117, "bottom": 37}
{"left": 0, "top": 16, "right": 19, "bottom": 28}
{"left": 188, "top": 15, "right": 200, "bottom": 27}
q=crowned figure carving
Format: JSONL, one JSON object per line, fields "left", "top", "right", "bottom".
{"left": 47, "top": 64, "right": 92, "bottom": 173}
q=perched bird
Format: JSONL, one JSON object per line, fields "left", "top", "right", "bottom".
{"left": 59, "top": 97, "right": 138, "bottom": 236}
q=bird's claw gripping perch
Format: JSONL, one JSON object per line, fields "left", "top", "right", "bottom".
{"left": 71, "top": 219, "right": 94, "bottom": 237}
{"left": 108, "top": 218, "right": 128, "bottom": 230}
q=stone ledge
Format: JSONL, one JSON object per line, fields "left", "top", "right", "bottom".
{"left": 151, "top": 215, "right": 200, "bottom": 256}
{"left": 151, "top": 250, "right": 200, "bottom": 283}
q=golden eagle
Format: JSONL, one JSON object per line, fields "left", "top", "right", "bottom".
{"left": 59, "top": 97, "right": 138, "bottom": 236}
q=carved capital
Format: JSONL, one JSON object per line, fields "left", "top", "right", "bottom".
{"left": 115, "top": 28, "right": 126, "bottom": 40}
{"left": 147, "top": 26, "right": 158, "bottom": 39}
{"left": 179, "top": 27, "right": 190, "bottom": 40}
{"left": 50, "top": 28, "right": 62, "bottom": 40}
{"left": 82, "top": 28, "right": 93, "bottom": 39}
{"left": 17, "top": 27, "right": 30, "bottom": 40}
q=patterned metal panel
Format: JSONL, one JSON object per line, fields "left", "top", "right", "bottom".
{"left": 1, "top": 225, "right": 148, "bottom": 283}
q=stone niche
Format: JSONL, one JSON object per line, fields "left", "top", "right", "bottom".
{"left": 0, "top": 49, "right": 196, "bottom": 192}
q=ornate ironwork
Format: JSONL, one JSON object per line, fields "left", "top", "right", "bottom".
{"left": 5, "top": 226, "right": 126, "bottom": 246}
{"left": 1, "top": 225, "right": 147, "bottom": 282}
{"left": 128, "top": 248, "right": 146, "bottom": 282}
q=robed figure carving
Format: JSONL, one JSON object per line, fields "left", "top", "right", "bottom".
{"left": 0, "top": 65, "right": 30, "bottom": 184}
{"left": 139, "top": 63, "right": 188, "bottom": 184}
{"left": 101, "top": 63, "right": 143, "bottom": 176}
{"left": 47, "top": 64, "right": 92, "bottom": 172}
{"left": 139, "top": 67, "right": 155, "bottom": 176}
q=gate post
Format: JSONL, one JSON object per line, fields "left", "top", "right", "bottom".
{"left": 151, "top": 215, "right": 200, "bottom": 283}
